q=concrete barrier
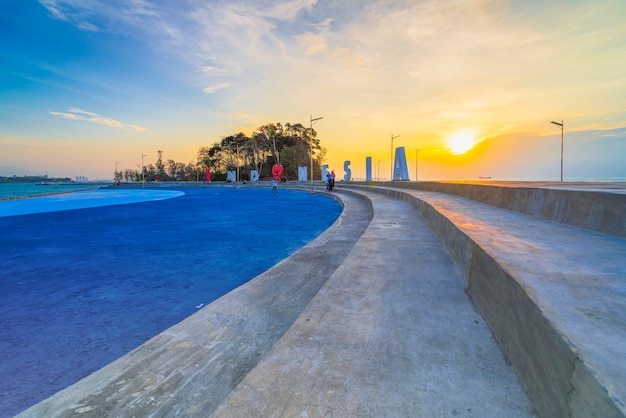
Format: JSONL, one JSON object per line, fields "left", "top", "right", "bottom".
{"left": 364, "top": 181, "right": 626, "bottom": 239}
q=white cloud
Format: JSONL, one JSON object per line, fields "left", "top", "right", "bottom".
{"left": 38, "top": 0, "right": 67, "bottom": 20}
{"left": 89, "top": 116, "right": 123, "bottom": 128}
{"left": 199, "top": 66, "right": 225, "bottom": 74}
{"left": 295, "top": 17, "right": 332, "bottom": 55}
{"left": 263, "top": 0, "right": 318, "bottom": 21}
{"left": 68, "top": 108, "right": 100, "bottom": 117}
{"left": 127, "top": 124, "right": 149, "bottom": 133}
{"left": 203, "top": 82, "right": 231, "bottom": 94}
{"left": 49, "top": 111, "right": 85, "bottom": 120}
{"left": 124, "top": 0, "right": 161, "bottom": 18}
{"left": 50, "top": 108, "right": 147, "bottom": 132}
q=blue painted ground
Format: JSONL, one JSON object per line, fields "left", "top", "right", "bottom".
{"left": 0, "top": 187, "right": 342, "bottom": 417}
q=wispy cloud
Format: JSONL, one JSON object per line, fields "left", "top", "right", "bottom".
{"left": 38, "top": 0, "right": 182, "bottom": 42}
{"left": 199, "top": 66, "right": 225, "bottom": 75}
{"left": 263, "top": 0, "right": 318, "bottom": 21}
{"left": 295, "top": 17, "right": 332, "bottom": 55}
{"left": 203, "top": 82, "right": 231, "bottom": 94}
{"left": 49, "top": 108, "right": 147, "bottom": 132}
{"left": 38, "top": 0, "right": 67, "bottom": 20}
{"left": 37, "top": 0, "right": 626, "bottom": 143}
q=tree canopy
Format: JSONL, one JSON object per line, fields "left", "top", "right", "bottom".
{"left": 114, "top": 121, "right": 326, "bottom": 182}
{"left": 196, "top": 122, "right": 325, "bottom": 181}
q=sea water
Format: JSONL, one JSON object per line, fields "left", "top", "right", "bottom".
{"left": 0, "top": 183, "right": 99, "bottom": 200}
{"left": 0, "top": 187, "right": 342, "bottom": 416}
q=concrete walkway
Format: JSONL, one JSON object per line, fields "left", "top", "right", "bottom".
{"left": 212, "top": 190, "right": 533, "bottom": 417}
{"left": 18, "top": 188, "right": 534, "bottom": 417}
{"left": 342, "top": 184, "right": 626, "bottom": 418}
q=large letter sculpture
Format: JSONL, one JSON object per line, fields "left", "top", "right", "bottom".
{"left": 298, "top": 166, "right": 307, "bottom": 182}
{"left": 393, "top": 147, "right": 410, "bottom": 180}
{"left": 365, "top": 157, "right": 372, "bottom": 181}
{"left": 250, "top": 170, "right": 259, "bottom": 182}
{"left": 321, "top": 164, "right": 329, "bottom": 181}
{"left": 343, "top": 160, "right": 351, "bottom": 181}
{"left": 227, "top": 171, "right": 236, "bottom": 182}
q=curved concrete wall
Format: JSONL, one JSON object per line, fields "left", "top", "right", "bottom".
{"left": 371, "top": 181, "right": 626, "bottom": 239}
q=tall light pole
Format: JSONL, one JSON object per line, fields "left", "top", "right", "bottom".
{"left": 415, "top": 149, "right": 422, "bottom": 182}
{"left": 550, "top": 120, "right": 564, "bottom": 182}
{"left": 310, "top": 114, "right": 323, "bottom": 192}
{"left": 141, "top": 153, "right": 147, "bottom": 187}
{"left": 390, "top": 133, "right": 400, "bottom": 181}
{"left": 115, "top": 161, "right": 120, "bottom": 184}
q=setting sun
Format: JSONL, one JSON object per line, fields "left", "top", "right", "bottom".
{"left": 447, "top": 133, "right": 476, "bottom": 154}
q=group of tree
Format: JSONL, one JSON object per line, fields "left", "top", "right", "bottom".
{"left": 115, "top": 153, "right": 203, "bottom": 183}
{"left": 0, "top": 175, "right": 71, "bottom": 183}
{"left": 115, "top": 122, "right": 325, "bottom": 183}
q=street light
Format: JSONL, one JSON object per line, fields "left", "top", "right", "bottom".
{"left": 415, "top": 149, "right": 422, "bottom": 182}
{"left": 390, "top": 133, "right": 400, "bottom": 181}
{"left": 310, "top": 115, "right": 323, "bottom": 193}
{"left": 550, "top": 120, "right": 564, "bottom": 182}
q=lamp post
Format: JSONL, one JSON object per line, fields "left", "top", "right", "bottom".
{"left": 115, "top": 161, "right": 120, "bottom": 184}
{"left": 415, "top": 149, "right": 422, "bottom": 182}
{"left": 310, "top": 114, "right": 323, "bottom": 193}
{"left": 141, "top": 153, "right": 147, "bottom": 187}
{"left": 390, "top": 133, "right": 400, "bottom": 181}
{"left": 550, "top": 120, "right": 564, "bottom": 182}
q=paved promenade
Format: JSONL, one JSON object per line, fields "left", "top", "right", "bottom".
{"left": 19, "top": 187, "right": 533, "bottom": 417}
{"left": 342, "top": 183, "right": 626, "bottom": 418}
{"left": 212, "top": 190, "right": 532, "bottom": 417}
{"left": 19, "top": 182, "right": 626, "bottom": 417}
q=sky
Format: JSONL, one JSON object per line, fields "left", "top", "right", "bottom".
{"left": 1, "top": 0, "right": 625, "bottom": 181}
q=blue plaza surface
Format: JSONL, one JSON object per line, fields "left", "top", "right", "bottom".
{"left": 0, "top": 187, "right": 342, "bottom": 416}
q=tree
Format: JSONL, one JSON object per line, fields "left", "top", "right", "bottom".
{"left": 118, "top": 120, "right": 325, "bottom": 183}
{"left": 155, "top": 150, "right": 166, "bottom": 181}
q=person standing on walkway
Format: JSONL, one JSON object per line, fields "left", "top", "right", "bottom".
{"left": 271, "top": 178, "right": 277, "bottom": 194}
{"left": 326, "top": 172, "right": 333, "bottom": 191}
{"left": 331, "top": 170, "right": 336, "bottom": 190}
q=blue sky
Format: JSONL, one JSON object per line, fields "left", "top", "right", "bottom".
{"left": 1, "top": 0, "right": 625, "bottom": 180}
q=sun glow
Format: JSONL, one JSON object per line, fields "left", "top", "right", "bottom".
{"left": 447, "top": 132, "right": 476, "bottom": 154}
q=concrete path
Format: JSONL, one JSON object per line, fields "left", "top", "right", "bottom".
{"left": 18, "top": 188, "right": 534, "bottom": 417}
{"left": 212, "top": 190, "right": 533, "bottom": 417}
{"left": 342, "top": 184, "right": 626, "bottom": 418}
